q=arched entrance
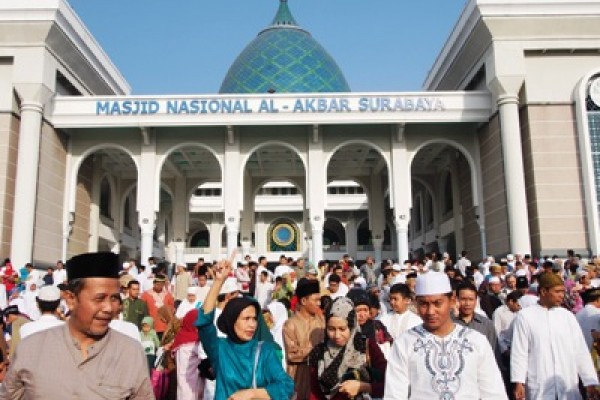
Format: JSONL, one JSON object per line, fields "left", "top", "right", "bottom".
{"left": 158, "top": 144, "right": 222, "bottom": 264}
{"left": 243, "top": 144, "right": 306, "bottom": 260}
{"left": 68, "top": 147, "right": 137, "bottom": 260}
{"left": 410, "top": 142, "right": 481, "bottom": 262}
{"left": 326, "top": 143, "right": 393, "bottom": 262}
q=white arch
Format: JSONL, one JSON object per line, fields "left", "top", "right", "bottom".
{"left": 68, "top": 144, "right": 139, "bottom": 214}
{"left": 412, "top": 177, "right": 438, "bottom": 227}
{"left": 240, "top": 141, "right": 307, "bottom": 200}
{"left": 98, "top": 173, "right": 118, "bottom": 220}
{"left": 409, "top": 139, "right": 480, "bottom": 207}
{"left": 155, "top": 142, "right": 223, "bottom": 209}
{"left": 323, "top": 217, "right": 346, "bottom": 245}
{"left": 240, "top": 141, "right": 307, "bottom": 177}
{"left": 252, "top": 177, "right": 306, "bottom": 198}
{"left": 325, "top": 140, "right": 392, "bottom": 202}
{"left": 188, "top": 219, "right": 210, "bottom": 247}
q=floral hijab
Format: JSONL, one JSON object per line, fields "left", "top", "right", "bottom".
{"left": 309, "top": 297, "right": 369, "bottom": 399}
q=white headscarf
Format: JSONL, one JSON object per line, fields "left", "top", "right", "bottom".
{"left": 23, "top": 281, "right": 40, "bottom": 320}
{"left": 267, "top": 301, "right": 289, "bottom": 368}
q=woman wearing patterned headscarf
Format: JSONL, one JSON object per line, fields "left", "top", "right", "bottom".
{"left": 308, "top": 297, "right": 387, "bottom": 400}
{"left": 195, "top": 257, "right": 294, "bottom": 400}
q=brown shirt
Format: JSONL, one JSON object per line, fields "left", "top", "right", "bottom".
{"left": 0, "top": 324, "right": 154, "bottom": 399}
{"left": 283, "top": 312, "right": 325, "bottom": 400}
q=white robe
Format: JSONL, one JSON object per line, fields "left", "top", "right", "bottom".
{"left": 384, "top": 324, "right": 507, "bottom": 400}
{"left": 511, "top": 303, "right": 598, "bottom": 400}
{"left": 175, "top": 299, "right": 200, "bottom": 319}
{"left": 576, "top": 304, "right": 600, "bottom": 350}
{"left": 379, "top": 310, "right": 422, "bottom": 340}
{"left": 254, "top": 281, "right": 274, "bottom": 309}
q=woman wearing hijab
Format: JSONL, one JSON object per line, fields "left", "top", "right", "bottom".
{"left": 308, "top": 297, "right": 387, "bottom": 400}
{"left": 172, "top": 308, "right": 202, "bottom": 400}
{"left": 22, "top": 281, "right": 40, "bottom": 321}
{"left": 347, "top": 289, "right": 393, "bottom": 356}
{"left": 159, "top": 305, "right": 180, "bottom": 400}
{"left": 266, "top": 301, "right": 288, "bottom": 368}
{"left": 195, "top": 258, "right": 294, "bottom": 400}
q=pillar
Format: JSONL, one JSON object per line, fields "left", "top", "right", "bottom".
{"left": 137, "top": 130, "right": 157, "bottom": 266}
{"left": 172, "top": 176, "right": 187, "bottom": 246}
{"left": 88, "top": 156, "right": 103, "bottom": 252}
{"left": 373, "top": 238, "right": 384, "bottom": 264}
{"left": 395, "top": 220, "right": 410, "bottom": 263}
{"left": 496, "top": 94, "right": 531, "bottom": 255}
{"left": 307, "top": 125, "right": 326, "bottom": 263}
{"left": 311, "top": 220, "right": 324, "bottom": 264}
{"left": 487, "top": 42, "right": 531, "bottom": 255}
{"left": 209, "top": 216, "right": 222, "bottom": 261}
{"left": 450, "top": 156, "right": 464, "bottom": 255}
{"left": 369, "top": 174, "right": 386, "bottom": 264}
{"left": 10, "top": 85, "right": 53, "bottom": 268}
{"left": 240, "top": 173, "right": 254, "bottom": 258}
{"left": 223, "top": 127, "right": 241, "bottom": 258}
{"left": 345, "top": 215, "right": 358, "bottom": 259}
{"left": 390, "top": 124, "right": 411, "bottom": 263}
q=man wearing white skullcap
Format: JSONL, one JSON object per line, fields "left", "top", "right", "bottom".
{"left": 384, "top": 272, "right": 507, "bottom": 399}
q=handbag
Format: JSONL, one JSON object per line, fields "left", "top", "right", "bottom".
{"left": 198, "top": 357, "right": 216, "bottom": 380}
{"left": 151, "top": 368, "right": 169, "bottom": 400}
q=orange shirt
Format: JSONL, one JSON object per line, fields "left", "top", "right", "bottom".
{"left": 141, "top": 289, "right": 174, "bottom": 333}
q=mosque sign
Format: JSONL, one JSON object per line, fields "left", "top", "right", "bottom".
{"left": 50, "top": 92, "right": 492, "bottom": 127}
{"left": 94, "top": 95, "right": 446, "bottom": 116}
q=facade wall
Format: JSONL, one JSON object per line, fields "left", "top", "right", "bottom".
{"left": 478, "top": 114, "right": 510, "bottom": 256}
{"left": 32, "top": 122, "right": 68, "bottom": 264}
{"left": 0, "top": 112, "right": 19, "bottom": 258}
{"left": 520, "top": 103, "right": 588, "bottom": 255}
{"left": 67, "top": 156, "right": 93, "bottom": 257}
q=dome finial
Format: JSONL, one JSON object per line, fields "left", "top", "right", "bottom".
{"left": 271, "top": 0, "right": 298, "bottom": 27}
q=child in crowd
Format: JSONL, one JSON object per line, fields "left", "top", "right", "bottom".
{"left": 140, "top": 316, "right": 160, "bottom": 373}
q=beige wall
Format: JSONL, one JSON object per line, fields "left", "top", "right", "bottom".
{"left": 520, "top": 103, "right": 588, "bottom": 255}
{"left": 32, "top": 122, "right": 67, "bottom": 265}
{"left": 478, "top": 114, "right": 511, "bottom": 256}
{"left": 67, "top": 156, "right": 93, "bottom": 258}
{"left": 0, "top": 112, "right": 19, "bottom": 258}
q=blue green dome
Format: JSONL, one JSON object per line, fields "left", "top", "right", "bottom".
{"left": 219, "top": 0, "right": 350, "bottom": 94}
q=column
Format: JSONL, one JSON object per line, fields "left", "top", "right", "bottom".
{"left": 487, "top": 43, "right": 531, "bottom": 255}
{"left": 496, "top": 94, "right": 531, "bottom": 255}
{"left": 307, "top": 125, "right": 326, "bottom": 263}
{"left": 369, "top": 174, "right": 386, "bottom": 263}
{"left": 223, "top": 128, "right": 241, "bottom": 259}
{"left": 311, "top": 219, "right": 324, "bottom": 264}
{"left": 225, "top": 223, "right": 239, "bottom": 258}
{"left": 395, "top": 219, "right": 410, "bottom": 263}
{"left": 240, "top": 173, "right": 254, "bottom": 258}
{"left": 174, "top": 241, "right": 185, "bottom": 266}
{"left": 345, "top": 215, "right": 358, "bottom": 259}
{"left": 209, "top": 216, "right": 222, "bottom": 261}
{"left": 372, "top": 238, "right": 384, "bottom": 264}
{"left": 172, "top": 176, "right": 188, "bottom": 246}
{"left": 450, "top": 157, "right": 464, "bottom": 255}
{"left": 390, "top": 124, "right": 411, "bottom": 263}
{"left": 88, "top": 156, "right": 103, "bottom": 252}
{"left": 10, "top": 90, "right": 51, "bottom": 267}
{"left": 137, "top": 130, "right": 157, "bottom": 265}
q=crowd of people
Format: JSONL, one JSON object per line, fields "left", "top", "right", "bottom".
{"left": 0, "top": 249, "right": 599, "bottom": 399}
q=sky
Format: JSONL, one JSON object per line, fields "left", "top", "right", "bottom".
{"left": 66, "top": 1, "right": 468, "bottom": 95}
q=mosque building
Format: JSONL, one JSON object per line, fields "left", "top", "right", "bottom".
{"left": 1, "top": 0, "right": 600, "bottom": 268}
